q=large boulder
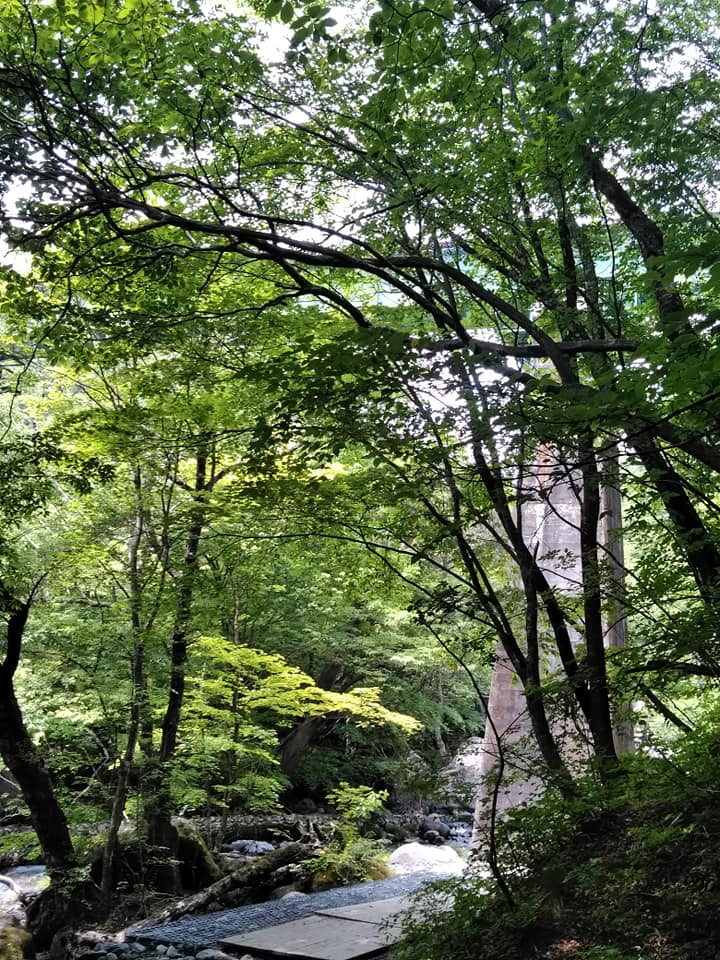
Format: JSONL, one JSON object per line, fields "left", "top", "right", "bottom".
{"left": 388, "top": 841, "right": 464, "bottom": 876}
{"left": 418, "top": 816, "right": 451, "bottom": 842}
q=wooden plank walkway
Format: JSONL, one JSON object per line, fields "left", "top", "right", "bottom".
{"left": 220, "top": 895, "right": 412, "bottom": 960}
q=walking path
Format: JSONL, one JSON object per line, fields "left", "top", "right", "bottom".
{"left": 128, "top": 872, "right": 451, "bottom": 954}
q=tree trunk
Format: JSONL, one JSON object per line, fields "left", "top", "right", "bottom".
{"left": 579, "top": 439, "right": 618, "bottom": 767}
{"left": 583, "top": 150, "right": 697, "bottom": 343}
{"left": 101, "top": 466, "right": 147, "bottom": 899}
{"left": 280, "top": 717, "right": 333, "bottom": 777}
{"left": 100, "top": 646, "right": 144, "bottom": 899}
{"left": 147, "top": 446, "right": 209, "bottom": 892}
{"left": 633, "top": 433, "right": 720, "bottom": 603}
{"left": 601, "top": 453, "right": 634, "bottom": 753}
{"left": 0, "top": 689, "right": 75, "bottom": 873}
{"left": 280, "top": 661, "right": 344, "bottom": 776}
{"left": 127, "top": 842, "right": 316, "bottom": 929}
{"left": 0, "top": 592, "right": 75, "bottom": 874}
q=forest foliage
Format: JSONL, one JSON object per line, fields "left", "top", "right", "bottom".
{"left": 1, "top": 0, "right": 720, "bottom": 954}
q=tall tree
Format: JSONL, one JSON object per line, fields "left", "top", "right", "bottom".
{"left": 0, "top": 581, "right": 75, "bottom": 873}
{"left": 2, "top": 0, "right": 720, "bottom": 783}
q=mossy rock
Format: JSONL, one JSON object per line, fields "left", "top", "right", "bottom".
{"left": 174, "top": 819, "right": 221, "bottom": 889}
{"left": 0, "top": 924, "right": 30, "bottom": 960}
{"left": 26, "top": 877, "right": 101, "bottom": 953}
{"left": 89, "top": 821, "right": 220, "bottom": 893}
{"left": 0, "top": 830, "right": 42, "bottom": 869}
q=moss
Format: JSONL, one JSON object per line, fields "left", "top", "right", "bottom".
{"left": 306, "top": 838, "right": 392, "bottom": 889}
{"left": 174, "top": 819, "right": 221, "bottom": 889}
{"left": 0, "top": 830, "right": 41, "bottom": 867}
{"left": 0, "top": 925, "right": 30, "bottom": 960}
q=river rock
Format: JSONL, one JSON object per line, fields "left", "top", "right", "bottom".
{"left": 388, "top": 841, "right": 464, "bottom": 876}
{"left": 223, "top": 840, "right": 275, "bottom": 856}
{"left": 423, "top": 830, "right": 443, "bottom": 845}
{"left": 270, "top": 883, "right": 306, "bottom": 899}
{"left": 418, "top": 817, "right": 451, "bottom": 840}
{"left": 195, "top": 949, "right": 240, "bottom": 960}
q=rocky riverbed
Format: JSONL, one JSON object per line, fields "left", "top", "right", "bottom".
{"left": 0, "top": 780, "right": 478, "bottom": 956}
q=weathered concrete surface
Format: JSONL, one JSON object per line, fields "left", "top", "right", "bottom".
{"left": 473, "top": 453, "right": 583, "bottom": 840}
{"left": 222, "top": 898, "right": 414, "bottom": 960}
{"left": 315, "top": 895, "right": 411, "bottom": 924}
{"left": 222, "top": 912, "right": 397, "bottom": 960}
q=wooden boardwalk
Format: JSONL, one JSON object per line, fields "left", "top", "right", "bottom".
{"left": 220, "top": 895, "right": 412, "bottom": 959}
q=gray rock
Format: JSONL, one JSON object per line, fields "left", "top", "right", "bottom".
{"left": 0, "top": 904, "right": 25, "bottom": 929}
{"left": 113, "top": 945, "right": 133, "bottom": 955}
{"left": 419, "top": 816, "right": 451, "bottom": 839}
{"left": 224, "top": 840, "right": 275, "bottom": 856}
{"left": 422, "top": 829, "right": 443, "bottom": 845}
{"left": 155, "top": 947, "right": 168, "bottom": 956}
{"left": 270, "top": 883, "right": 297, "bottom": 899}
{"left": 165, "top": 947, "right": 181, "bottom": 958}
{"left": 195, "top": 950, "right": 239, "bottom": 960}
{"left": 77, "top": 930, "right": 107, "bottom": 947}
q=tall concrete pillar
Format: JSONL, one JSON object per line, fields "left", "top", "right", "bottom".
{"left": 602, "top": 458, "right": 634, "bottom": 754}
{"left": 472, "top": 448, "right": 631, "bottom": 843}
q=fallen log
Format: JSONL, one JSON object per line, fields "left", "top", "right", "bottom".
{"left": 128, "top": 841, "right": 317, "bottom": 929}
{"left": 203, "top": 813, "right": 335, "bottom": 847}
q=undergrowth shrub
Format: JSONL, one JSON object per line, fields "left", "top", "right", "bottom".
{"left": 307, "top": 835, "right": 392, "bottom": 888}
{"left": 304, "top": 783, "right": 391, "bottom": 888}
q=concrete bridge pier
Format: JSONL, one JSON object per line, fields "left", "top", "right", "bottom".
{"left": 472, "top": 450, "right": 632, "bottom": 846}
